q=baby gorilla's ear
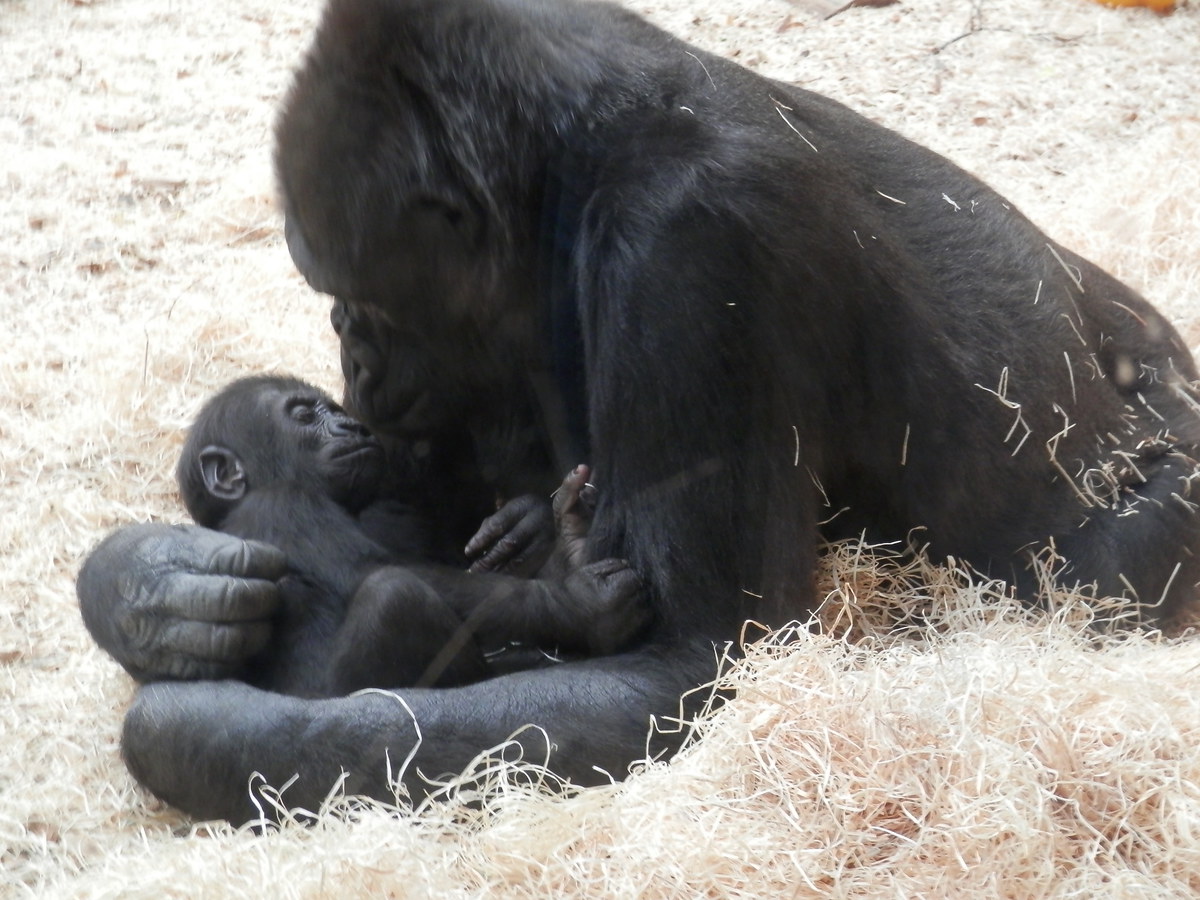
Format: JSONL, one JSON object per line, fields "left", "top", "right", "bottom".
{"left": 198, "top": 446, "right": 248, "bottom": 502}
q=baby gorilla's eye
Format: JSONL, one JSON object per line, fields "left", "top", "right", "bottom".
{"left": 287, "top": 400, "right": 318, "bottom": 424}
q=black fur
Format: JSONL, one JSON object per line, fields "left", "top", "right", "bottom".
{"left": 172, "top": 375, "right": 647, "bottom": 696}
{"left": 78, "top": 0, "right": 1200, "bottom": 823}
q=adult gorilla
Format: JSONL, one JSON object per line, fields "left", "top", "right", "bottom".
{"left": 79, "top": 0, "right": 1200, "bottom": 823}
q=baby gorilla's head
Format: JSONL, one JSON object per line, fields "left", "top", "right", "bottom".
{"left": 177, "top": 375, "right": 385, "bottom": 528}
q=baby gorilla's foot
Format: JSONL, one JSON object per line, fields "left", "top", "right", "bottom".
{"left": 565, "top": 557, "right": 650, "bottom": 655}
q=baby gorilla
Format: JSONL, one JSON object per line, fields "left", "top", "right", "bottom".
{"left": 176, "top": 374, "right": 646, "bottom": 697}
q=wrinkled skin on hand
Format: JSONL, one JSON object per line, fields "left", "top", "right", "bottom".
{"left": 78, "top": 523, "right": 287, "bottom": 682}
{"left": 464, "top": 465, "right": 600, "bottom": 576}
{"left": 464, "top": 494, "right": 555, "bottom": 576}
{"left": 550, "top": 464, "right": 597, "bottom": 572}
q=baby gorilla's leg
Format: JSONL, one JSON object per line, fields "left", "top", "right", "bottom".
{"left": 329, "top": 567, "right": 489, "bottom": 692}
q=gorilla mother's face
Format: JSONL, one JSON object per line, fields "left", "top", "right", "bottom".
{"left": 275, "top": 61, "right": 535, "bottom": 439}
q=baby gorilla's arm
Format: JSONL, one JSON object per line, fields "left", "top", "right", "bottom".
{"left": 451, "top": 466, "right": 651, "bottom": 657}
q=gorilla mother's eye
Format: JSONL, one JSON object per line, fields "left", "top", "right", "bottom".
{"left": 286, "top": 399, "right": 318, "bottom": 425}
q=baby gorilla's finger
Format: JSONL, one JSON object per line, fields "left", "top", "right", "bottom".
{"left": 577, "top": 482, "right": 598, "bottom": 516}
{"left": 464, "top": 502, "right": 528, "bottom": 559}
{"left": 552, "top": 464, "right": 591, "bottom": 521}
{"left": 467, "top": 535, "right": 527, "bottom": 573}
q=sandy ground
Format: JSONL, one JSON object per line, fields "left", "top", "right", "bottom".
{"left": 2, "top": 0, "right": 1200, "bottom": 896}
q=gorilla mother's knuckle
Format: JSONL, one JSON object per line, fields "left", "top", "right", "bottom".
{"left": 197, "top": 534, "right": 252, "bottom": 573}
{"left": 110, "top": 607, "right": 168, "bottom": 676}
{"left": 135, "top": 523, "right": 278, "bottom": 579}
{"left": 117, "top": 525, "right": 254, "bottom": 603}
{"left": 208, "top": 621, "right": 271, "bottom": 661}
{"left": 152, "top": 652, "right": 224, "bottom": 682}
{"left": 199, "top": 533, "right": 287, "bottom": 579}
{"left": 161, "top": 618, "right": 269, "bottom": 666}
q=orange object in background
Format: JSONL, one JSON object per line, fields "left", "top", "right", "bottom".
{"left": 1091, "top": 0, "right": 1176, "bottom": 12}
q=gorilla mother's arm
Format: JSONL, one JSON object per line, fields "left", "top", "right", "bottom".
{"left": 77, "top": 523, "right": 287, "bottom": 682}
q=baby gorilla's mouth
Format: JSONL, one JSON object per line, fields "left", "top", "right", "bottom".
{"left": 329, "top": 440, "right": 383, "bottom": 462}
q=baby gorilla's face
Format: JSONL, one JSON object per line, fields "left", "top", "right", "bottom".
{"left": 262, "top": 384, "right": 387, "bottom": 512}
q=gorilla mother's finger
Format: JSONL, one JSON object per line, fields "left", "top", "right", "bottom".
{"left": 180, "top": 530, "right": 288, "bottom": 581}
{"left": 158, "top": 572, "right": 281, "bottom": 623}
{"left": 158, "top": 619, "right": 273, "bottom": 665}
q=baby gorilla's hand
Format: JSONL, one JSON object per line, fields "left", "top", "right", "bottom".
{"left": 464, "top": 494, "right": 555, "bottom": 576}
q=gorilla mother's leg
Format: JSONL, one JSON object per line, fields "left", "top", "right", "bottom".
{"left": 121, "top": 642, "right": 713, "bottom": 824}
{"left": 1049, "top": 450, "right": 1200, "bottom": 629}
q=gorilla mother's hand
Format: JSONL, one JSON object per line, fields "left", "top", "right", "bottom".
{"left": 77, "top": 523, "right": 287, "bottom": 682}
